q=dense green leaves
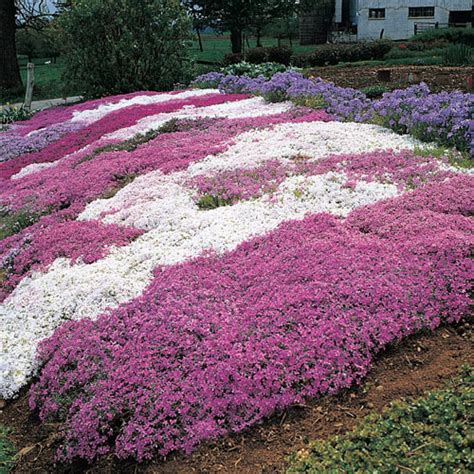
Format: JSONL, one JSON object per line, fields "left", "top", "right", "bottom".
{"left": 287, "top": 366, "right": 474, "bottom": 473}
{"left": 411, "top": 27, "right": 474, "bottom": 47}
{"left": 0, "top": 426, "right": 15, "bottom": 474}
{"left": 58, "top": 0, "right": 193, "bottom": 97}
{"left": 0, "top": 105, "right": 31, "bottom": 125}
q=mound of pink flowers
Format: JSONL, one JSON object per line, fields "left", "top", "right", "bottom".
{"left": 0, "top": 85, "right": 472, "bottom": 463}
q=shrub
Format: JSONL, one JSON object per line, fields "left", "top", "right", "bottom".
{"left": 222, "top": 52, "right": 244, "bottom": 66}
{"left": 370, "top": 40, "right": 393, "bottom": 59}
{"left": 243, "top": 46, "right": 293, "bottom": 66}
{"left": 293, "top": 41, "right": 392, "bottom": 67}
{"left": 291, "top": 53, "right": 312, "bottom": 68}
{"left": 411, "top": 27, "right": 474, "bottom": 46}
{"left": 58, "top": 0, "right": 193, "bottom": 98}
{"left": 406, "top": 38, "right": 449, "bottom": 51}
{"left": 443, "top": 44, "right": 474, "bottom": 66}
{"left": 244, "top": 47, "right": 269, "bottom": 64}
{"left": 267, "top": 46, "right": 293, "bottom": 66}
{"left": 384, "top": 46, "right": 446, "bottom": 60}
{"left": 287, "top": 366, "right": 474, "bottom": 473}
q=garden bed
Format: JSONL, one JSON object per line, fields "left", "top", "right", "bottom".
{"left": 2, "top": 323, "right": 471, "bottom": 473}
{"left": 0, "top": 80, "right": 472, "bottom": 470}
{"left": 309, "top": 65, "right": 474, "bottom": 93}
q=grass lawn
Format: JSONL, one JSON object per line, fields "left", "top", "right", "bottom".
{"left": 2, "top": 57, "right": 82, "bottom": 105}
{"left": 189, "top": 32, "right": 315, "bottom": 63}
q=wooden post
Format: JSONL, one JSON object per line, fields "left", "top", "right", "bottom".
{"left": 467, "top": 74, "right": 473, "bottom": 92}
{"left": 24, "top": 62, "right": 34, "bottom": 112}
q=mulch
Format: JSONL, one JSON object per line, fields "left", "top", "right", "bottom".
{"left": 1, "top": 320, "right": 472, "bottom": 473}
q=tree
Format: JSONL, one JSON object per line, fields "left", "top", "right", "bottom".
{"left": 58, "top": 0, "right": 193, "bottom": 98}
{"left": 248, "top": 0, "right": 296, "bottom": 47}
{"left": 182, "top": 0, "right": 209, "bottom": 53}
{"left": 191, "top": 1, "right": 298, "bottom": 54}
{"left": 0, "top": 0, "right": 23, "bottom": 94}
{"left": 1, "top": 0, "right": 56, "bottom": 96}
{"left": 16, "top": 0, "right": 52, "bottom": 30}
{"left": 194, "top": 0, "right": 251, "bottom": 54}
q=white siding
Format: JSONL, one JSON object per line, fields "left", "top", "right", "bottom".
{"left": 355, "top": 0, "right": 473, "bottom": 40}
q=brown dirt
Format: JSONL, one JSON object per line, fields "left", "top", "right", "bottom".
{"left": 308, "top": 65, "right": 474, "bottom": 92}
{"left": 1, "top": 321, "right": 472, "bottom": 474}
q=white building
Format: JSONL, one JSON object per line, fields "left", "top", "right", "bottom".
{"left": 334, "top": 0, "right": 473, "bottom": 41}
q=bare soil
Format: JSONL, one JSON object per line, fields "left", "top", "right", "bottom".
{"left": 1, "top": 321, "right": 472, "bottom": 474}
{"left": 309, "top": 65, "right": 474, "bottom": 92}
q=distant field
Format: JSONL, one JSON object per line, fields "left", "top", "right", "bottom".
{"left": 189, "top": 32, "right": 315, "bottom": 63}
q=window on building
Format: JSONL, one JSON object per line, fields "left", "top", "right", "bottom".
{"left": 369, "top": 8, "right": 386, "bottom": 19}
{"left": 408, "top": 7, "right": 435, "bottom": 18}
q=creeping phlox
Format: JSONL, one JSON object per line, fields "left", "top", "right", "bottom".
{"left": 0, "top": 85, "right": 472, "bottom": 464}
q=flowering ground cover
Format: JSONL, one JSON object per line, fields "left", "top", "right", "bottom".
{"left": 193, "top": 71, "right": 474, "bottom": 155}
{"left": 0, "top": 81, "right": 472, "bottom": 465}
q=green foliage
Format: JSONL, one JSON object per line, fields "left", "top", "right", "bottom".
{"left": 78, "top": 119, "right": 184, "bottom": 164}
{"left": 225, "top": 46, "right": 294, "bottom": 66}
{"left": 223, "top": 52, "right": 244, "bottom": 66}
{"left": 0, "top": 106, "right": 32, "bottom": 125}
{"left": 193, "top": 0, "right": 299, "bottom": 53}
{"left": 196, "top": 194, "right": 232, "bottom": 210}
{"left": 222, "top": 61, "right": 287, "bottom": 78}
{"left": 0, "top": 426, "right": 16, "bottom": 474}
{"left": 192, "top": 32, "right": 315, "bottom": 65}
{"left": 413, "top": 145, "right": 473, "bottom": 169}
{"left": 244, "top": 47, "right": 269, "bottom": 64}
{"left": 359, "top": 85, "right": 390, "bottom": 98}
{"left": 292, "top": 41, "right": 392, "bottom": 67}
{"left": 58, "top": 0, "right": 194, "bottom": 98}
{"left": 16, "top": 27, "right": 60, "bottom": 63}
{"left": 410, "top": 27, "right": 474, "bottom": 46}
{"left": 406, "top": 39, "right": 449, "bottom": 51}
{"left": 291, "top": 94, "right": 327, "bottom": 109}
{"left": 0, "top": 208, "right": 43, "bottom": 240}
{"left": 384, "top": 46, "right": 447, "bottom": 60}
{"left": 266, "top": 45, "right": 293, "bottom": 65}
{"left": 443, "top": 44, "right": 474, "bottom": 66}
{"left": 287, "top": 366, "right": 474, "bottom": 474}
{"left": 262, "top": 14, "right": 299, "bottom": 44}
{"left": 101, "top": 174, "right": 137, "bottom": 200}
{"left": 243, "top": 45, "right": 293, "bottom": 65}
{"left": 332, "top": 55, "right": 444, "bottom": 68}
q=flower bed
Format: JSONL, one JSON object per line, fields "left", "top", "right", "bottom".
{"left": 0, "top": 85, "right": 472, "bottom": 464}
{"left": 193, "top": 71, "right": 474, "bottom": 155}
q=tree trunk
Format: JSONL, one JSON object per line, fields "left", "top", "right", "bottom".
{"left": 230, "top": 28, "right": 242, "bottom": 54}
{"left": 0, "top": 0, "right": 22, "bottom": 93}
{"left": 196, "top": 28, "right": 203, "bottom": 52}
{"left": 256, "top": 28, "right": 262, "bottom": 47}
